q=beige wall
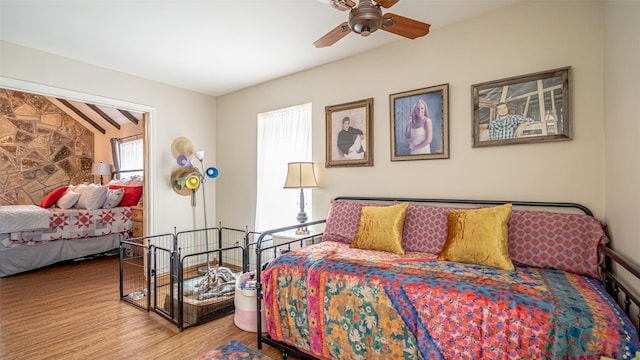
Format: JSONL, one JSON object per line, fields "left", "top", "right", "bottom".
{"left": 603, "top": 2, "right": 640, "bottom": 278}
{"left": 216, "top": 1, "right": 606, "bottom": 228}
{"left": 0, "top": 41, "right": 218, "bottom": 236}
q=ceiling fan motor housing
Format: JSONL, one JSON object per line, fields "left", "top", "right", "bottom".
{"left": 349, "top": 1, "right": 383, "bottom": 36}
{"left": 313, "top": 0, "right": 430, "bottom": 47}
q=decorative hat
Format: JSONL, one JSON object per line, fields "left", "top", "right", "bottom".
{"left": 170, "top": 166, "right": 200, "bottom": 196}
{"left": 170, "top": 137, "right": 194, "bottom": 160}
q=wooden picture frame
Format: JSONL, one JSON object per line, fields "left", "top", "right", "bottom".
{"left": 325, "top": 98, "right": 373, "bottom": 168}
{"left": 390, "top": 84, "right": 449, "bottom": 161}
{"left": 472, "top": 67, "right": 571, "bottom": 147}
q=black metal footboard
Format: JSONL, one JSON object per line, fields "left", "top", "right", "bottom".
{"left": 599, "top": 244, "right": 640, "bottom": 337}
{"left": 254, "top": 220, "right": 325, "bottom": 359}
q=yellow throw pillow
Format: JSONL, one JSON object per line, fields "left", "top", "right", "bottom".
{"left": 350, "top": 202, "right": 409, "bottom": 254}
{"left": 438, "top": 203, "right": 515, "bottom": 271}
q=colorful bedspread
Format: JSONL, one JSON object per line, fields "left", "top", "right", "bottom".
{"left": 262, "top": 241, "right": 640, "bottom": 360}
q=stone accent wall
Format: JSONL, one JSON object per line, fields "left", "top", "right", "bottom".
{"left": 0, "top": 89, "right": 94, "bottom": 205}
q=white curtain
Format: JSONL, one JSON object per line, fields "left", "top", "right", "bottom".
{"left": 255, "top": 103, "right": 312, "bottom": 232}
{"left": 119, "top": 138, "right": 143, "bottom": 178}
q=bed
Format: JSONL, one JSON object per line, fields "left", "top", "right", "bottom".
{"left": 0, "top": 204, "right": 133, "bottom": 277}
{"left": 254, "top": 197, "right": 640, "bottom": 360}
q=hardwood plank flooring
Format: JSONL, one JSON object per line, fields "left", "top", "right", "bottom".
{"left": 0, "top": 256, "right": 286, "bottom": 360}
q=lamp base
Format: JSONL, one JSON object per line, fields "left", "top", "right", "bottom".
{"left": 295, "top": 227, "right": 309, "bottom": 235}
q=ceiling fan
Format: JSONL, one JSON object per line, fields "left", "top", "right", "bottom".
{"left": 314, "top": 0, "right": 431, "bottom": 48}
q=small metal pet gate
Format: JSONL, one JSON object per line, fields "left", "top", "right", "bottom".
{"left": 119, "top": 225, "right": 261, "bottom": 330}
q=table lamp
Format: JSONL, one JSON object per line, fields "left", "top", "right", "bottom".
{"left": 283, "top": 162, "right": 319, "bottom": 235}
{"left": 92, "top": 162, "right": 111, "bottom": 185}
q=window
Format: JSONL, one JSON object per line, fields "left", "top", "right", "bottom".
{"left": 111, "top": 135, "right": 143, "bottom": 179}
{"left": 119, "top": 138, "right": 143, "bottom": 177}
{"left": 255, "top": 103, "right": 312, "bottom": 232}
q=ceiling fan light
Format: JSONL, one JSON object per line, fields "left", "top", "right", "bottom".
{"left": 348, "top": 0, "right": 382, "bottom": 35}
{"left": 349, "top": 17, "right": 381, "bottom": 34}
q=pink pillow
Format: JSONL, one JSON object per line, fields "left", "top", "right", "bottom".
{"left": 401, "top": 204, "right": 450, "bottom": 253}
{"left": 108, "top": 185, "right": 143, "bottom": 207}
{"left": 322, "top": 200, "right": 367, "bottom": 244}
{"left": 39, "top": 186, "right": 68, "bottom": 208}
{"left": 322, "top": 200, "right": 388, "bottom": 244}
{"left": 508, "top": 209, "right": 608, "bottom": 278}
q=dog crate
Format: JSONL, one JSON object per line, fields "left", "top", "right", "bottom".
{"left": 120, "top": 233, "right": 174, "bottom": 312}
{"left": 119, "top": 226, "right": 250, "bottom": 330}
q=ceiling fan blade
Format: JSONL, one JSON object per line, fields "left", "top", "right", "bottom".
{"left": 374, "top": 0, "right": 399, "bottom": 9}
{"left": 313, "top": 22, "right": 351, "bottom": 48}
{"left": 317, "top": 0, "right": 356, "bottom": 11}
{"left": 381, "top": 12, "right": 430, "bottom": 39}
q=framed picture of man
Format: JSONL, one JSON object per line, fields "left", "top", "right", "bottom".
{"left": 472, "top": 67, "right": 572, "bottom": 147}
{"left": 390, "top": 84, "right": 449, "bottom": 161}
{"left": 325, "top": 98, "right": 373, "bottom": 167}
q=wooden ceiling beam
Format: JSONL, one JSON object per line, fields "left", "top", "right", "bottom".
{"left": 87, "top": 104, "right": 121, "bottom": 130}
{"left": 56, "top": 98, "right": 106, "bottom": 134}
{"left": 118, "top": 109, "right": 139, "bottom": 125}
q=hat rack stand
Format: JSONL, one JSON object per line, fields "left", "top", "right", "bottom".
{"left": 170, "top": 137, "right": 220, "bottom": 275}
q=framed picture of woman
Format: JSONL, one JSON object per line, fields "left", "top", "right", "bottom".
{"left": 390, "top": 84, "right": 449, "bottom": 161}
{"left": 325, "top": 98, "right": 373, "bottom": 168}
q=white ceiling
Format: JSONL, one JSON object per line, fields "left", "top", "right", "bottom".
{"left": 0, "top": 0, "right": 520, "bottom": 97}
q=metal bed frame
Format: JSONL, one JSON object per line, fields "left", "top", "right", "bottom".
{"left": 254, "top": 197, "right": 640, "bottom": 359}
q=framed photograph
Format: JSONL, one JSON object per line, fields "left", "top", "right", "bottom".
{"left": 472, "top": 67, "right": 571, "bottom": 147}
{"left": 390, "top": 84, "right": 449, "bottom": 161}
{"left": 325, "top": 98, "right": 373, "bottom": 167}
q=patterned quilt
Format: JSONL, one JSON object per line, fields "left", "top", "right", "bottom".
{"left": 262, "top": 241, "right": 640, "bottom": 360}
{"left": 7, "top": 207, "right": 132, "bottom": 244}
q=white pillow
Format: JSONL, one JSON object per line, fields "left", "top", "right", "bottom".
{"left": 69, "top": 183, "right": 95, "bottom": 195}
{"left": 103, "top": 188, "right": 125, "bottom": 208}
{"left": 77, "top": 186, "right": 108, "bottom": 210}
{"left": 57, "top": 191, "right": 81, "bottom": 209}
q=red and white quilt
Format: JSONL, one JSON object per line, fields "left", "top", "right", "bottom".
{"left": 9, "top": 207, "right": 132, "bottom": 244}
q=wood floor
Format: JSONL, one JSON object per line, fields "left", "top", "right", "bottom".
{"left": 0, "top": 256, "right": 286, "bottom": 360}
